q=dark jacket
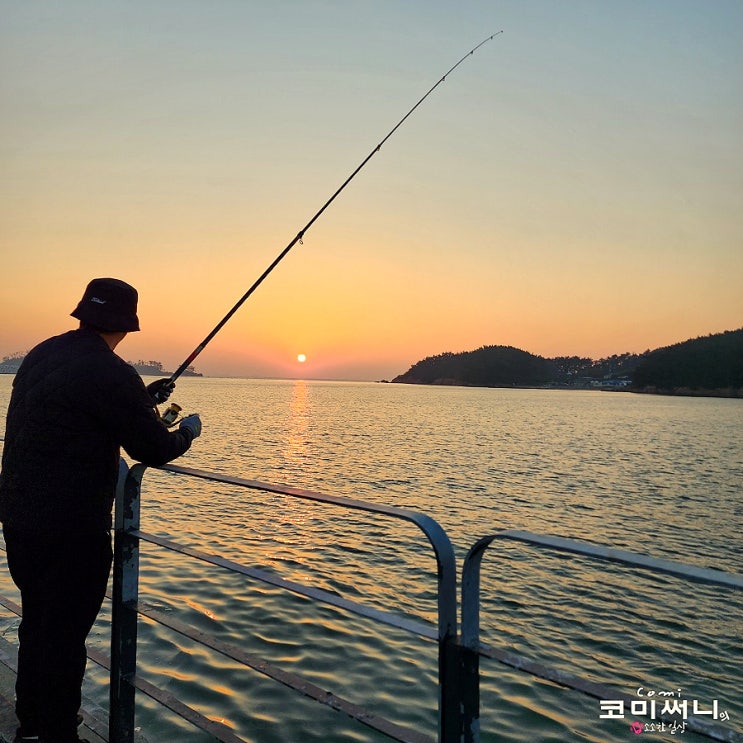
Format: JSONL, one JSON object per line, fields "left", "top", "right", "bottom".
{"left": 0, "top": 328, "right": 195, "bottom": 533}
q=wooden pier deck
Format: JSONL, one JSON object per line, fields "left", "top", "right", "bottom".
{"left": 0, "top": 635, "right": 108, "bottom": 743}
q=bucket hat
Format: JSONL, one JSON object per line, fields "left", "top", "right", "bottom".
{"left": 70, "top": 278, "right": 140, "bottom": 332}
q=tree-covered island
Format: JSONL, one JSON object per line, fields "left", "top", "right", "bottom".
{"left": 0, "top": 355, "right": 202, "bottom": 378}
{"left": 127, "top": 360, "right": 202, "bottom": 377}
{"left": 391, "top": 329, "right": 742, "bottom": 398}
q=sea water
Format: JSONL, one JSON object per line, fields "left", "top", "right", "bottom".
{"left": 0, "top": 377, "right": 741, "bottom": 742}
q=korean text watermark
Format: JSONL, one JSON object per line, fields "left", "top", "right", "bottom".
{"left": 599, "top": 687, "right": 731, "bottom": 736}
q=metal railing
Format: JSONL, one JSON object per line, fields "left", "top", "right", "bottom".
{"left": 108, "top": 464, "right": 742, "bottom": 743}
{"left": 460, "top": 531, "right": 743, "bottom": 743}
{"left": 110, "top": 461, "right": 459, "bottom": 743}
{"left": 0, "top": 443, "right": 740, "bottom": 742}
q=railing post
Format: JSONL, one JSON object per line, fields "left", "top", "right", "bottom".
{"left": 440, "top": 627, "right": 462, "bottom": 743}
{"left": 412, "top": 513, "right": 460, "bottom": 743}
{"left": 459, "top": 536, "right": 497, "bottom": 743}
{"left": 110, "top": 461, "right": 146, "bottom": 743}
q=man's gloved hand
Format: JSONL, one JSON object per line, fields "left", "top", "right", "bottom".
{"left": 179, "top": 414, "right": 202, "bottom": 440}
{"left": 147, "top": 378, "right": 175, "bottom": 403}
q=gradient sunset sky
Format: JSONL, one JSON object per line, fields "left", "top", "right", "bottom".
{"left": 2, "top": 1, "right": 741, "bottom": 381}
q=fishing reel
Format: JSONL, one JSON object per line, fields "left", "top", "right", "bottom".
{"left": 159, "top": 402, "right": 183, "bottom": 428}
{"left": 149, "top": 379, "right": 183, "bottom": 428}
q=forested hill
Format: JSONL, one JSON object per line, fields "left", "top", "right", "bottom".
{"left": 631, "top": 329, "right": 742, "bottom": 395}
{"left": 392, "top": 346, "right": 557, "bottom": 387}
{"left": 392, "top": 330, "right": 742, "bottom": 397}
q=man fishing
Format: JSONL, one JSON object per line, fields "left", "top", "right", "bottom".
{"left": 0, "top": 277, "right": 202, "bottom": 743}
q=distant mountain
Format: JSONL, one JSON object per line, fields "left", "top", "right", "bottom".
{"left": 393, "top": 329, "right": 742, "bottom": 398}
{"left": 0, "top": 354, "right": 202, "bottom": 377}
{"left": 128, "top": 360, "right": 203, "bottom": 377}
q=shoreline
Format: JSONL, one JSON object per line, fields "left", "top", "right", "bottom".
{"left": 390, "top": 380, "right": 741, "bottom": 399}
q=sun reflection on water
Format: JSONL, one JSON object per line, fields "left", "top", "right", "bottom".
{"left": 284, "top": 380, "right": 309, "bottom": 472}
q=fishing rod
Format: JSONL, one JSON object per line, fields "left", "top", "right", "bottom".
{"left": 156, "top": 32, "right": 502, "bottom": 404}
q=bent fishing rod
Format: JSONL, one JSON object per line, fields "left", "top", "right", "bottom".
{"left": 157, "top": 32, "right": 502, "bottom": 402}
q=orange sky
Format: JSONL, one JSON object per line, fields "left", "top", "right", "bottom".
{"left": 2, "top": 2, "right": 741, "bottom": 380}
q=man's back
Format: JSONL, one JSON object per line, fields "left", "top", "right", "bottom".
{"left": 0, "top": 327, "right": 193, "bottom": 533}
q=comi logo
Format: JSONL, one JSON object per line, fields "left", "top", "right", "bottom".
{"left": 90, "top": 297, "right": 107, "bottom": 304}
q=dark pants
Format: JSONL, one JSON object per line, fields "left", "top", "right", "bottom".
{"left": 3, "top": 526, "right": 112, "bottom": 742}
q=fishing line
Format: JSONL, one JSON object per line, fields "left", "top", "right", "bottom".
{"left": 159, "top": 32, "right": 502, "bottom": 398}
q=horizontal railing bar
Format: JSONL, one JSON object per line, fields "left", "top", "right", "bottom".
{"left": 159, "top": 464, "right": 451, "bottom": 553}
{"left": 494, "top": 530, "right": 743, "bottom": 588}
{"left": 478, "top": 641, "right": 628, "bottom": 699}
{"left": 85, "top": 645, "right": 247, "bottom": 743}
{"left": 0, "top": 593, "right": 21, "bottom": 617}
{"left": 478, "top": 642, "right": 739, "bottom": 743}
{"left": 129, "top": 673, "right": 248, "bottom": 743}
{"left": 135, "top": 529, "right": 438, "bottom": 640}
{"left": 134, "top": 599, "right": 435, "bottom": 743}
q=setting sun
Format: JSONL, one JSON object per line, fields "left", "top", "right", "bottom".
{"left": 297, "top": 354, "right": 307, "bottom": 363}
